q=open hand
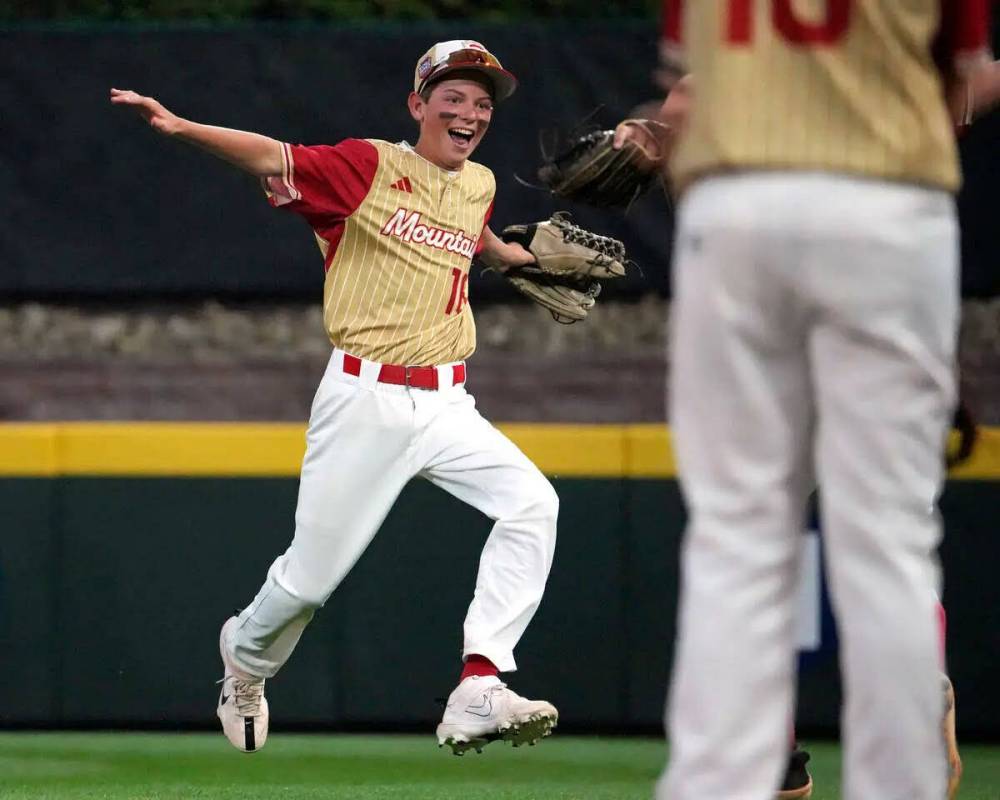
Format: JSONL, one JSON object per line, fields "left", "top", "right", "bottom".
{"left": 110, "top": 88, "right": 182, "bottom": 135}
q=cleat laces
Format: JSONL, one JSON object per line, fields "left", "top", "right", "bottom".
{"left": 231, "top": 678, "right": 265, "bottom": 716}
{"left": 218, "top": 674, "right": 265, "bottom": 717}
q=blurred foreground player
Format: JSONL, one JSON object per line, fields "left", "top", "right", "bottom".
{"left": 111, "top": 39, "right": 561, "bottom": 756}
{"left": 619, "top": 72, "right": 981, "bottom": 800}
{"left": 655, "top": 3, "right": 990, "bottom": 800}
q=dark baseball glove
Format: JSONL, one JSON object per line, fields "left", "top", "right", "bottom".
{"left": 499, "top": 211, "right": 627, "bottom": 323}
{"left": 536, "top": 119, "right": 669, "bottom": 209}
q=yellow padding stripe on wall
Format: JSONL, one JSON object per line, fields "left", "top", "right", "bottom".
{"left": 0, "top": 423, "right": 308, "bottom": 477}
{"left": 0, "top": 422, "right": 996, "bottom": 479}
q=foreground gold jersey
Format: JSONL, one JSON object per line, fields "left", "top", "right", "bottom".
{"left": 667, "top": 0, "right": 990, "bottom": 192}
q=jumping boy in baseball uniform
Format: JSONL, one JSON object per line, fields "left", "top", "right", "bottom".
{"left": 111, "top": 39, "right": 559, "bottom": 756}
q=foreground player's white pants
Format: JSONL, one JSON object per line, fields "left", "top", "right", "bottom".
{"left": 660, "top": 173, "right": 957, "bottom": 800}
{"left": 227, "top": 349, "right": 559, "bottom": 676}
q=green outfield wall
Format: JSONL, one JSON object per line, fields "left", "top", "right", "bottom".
{"left": 0, "top": 424, "right": 997, "bottom": 737}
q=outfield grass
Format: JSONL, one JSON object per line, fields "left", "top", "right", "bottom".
{"left": 1, "top": 733, "right": 998, "bottom": 799}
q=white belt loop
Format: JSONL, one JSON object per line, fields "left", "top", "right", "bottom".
{"left": 327, "top": 348, "right": 346, "bottom": 383}
{"left": 436, "top": 364, "right": 454, "bottom": 391}
{"left": 331, "top": 347, "right": 378, "bottom": 390}
{"left": 357, "top": 357, "right": 381, "bottom": 391}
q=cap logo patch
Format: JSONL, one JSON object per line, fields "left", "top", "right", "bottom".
{"left": 417, "top": 56, "right": 433, "bottom": 79}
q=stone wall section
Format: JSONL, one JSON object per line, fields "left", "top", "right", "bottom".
{"left": 2, "top": 298, "right": 996, "bottom": 424}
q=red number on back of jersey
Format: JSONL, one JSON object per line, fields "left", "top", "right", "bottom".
{"left": 727, "top": 0, "right": 852, "bottom": 45}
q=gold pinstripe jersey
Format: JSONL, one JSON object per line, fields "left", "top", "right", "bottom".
{"left": 265, "top": 138, "right": 495, "bottom": 366}
{"left": 665, "top": 0, "right": 991, "bottom": 192}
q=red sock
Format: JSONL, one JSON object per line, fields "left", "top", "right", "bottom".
{"left": 461, "top": 654, "right": 499, "bottom": 681}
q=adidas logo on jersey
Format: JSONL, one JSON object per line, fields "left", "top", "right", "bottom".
{"left": 390, "top": 177, "right": 413, "bottom": 193}
{"left": 380, "top": 208, "right": 478, "bottom": 258}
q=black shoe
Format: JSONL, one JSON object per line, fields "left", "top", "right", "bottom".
{"left": 776, "top": 746, "right": 813, "bottom": 800}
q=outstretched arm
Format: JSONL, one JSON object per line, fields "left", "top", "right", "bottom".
{"left": 109, "top": 88, "right": 283, "bottom": 177}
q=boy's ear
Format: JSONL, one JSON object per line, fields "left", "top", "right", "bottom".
{"left": 407, "top": 91, "right": 425, "bottom": 124}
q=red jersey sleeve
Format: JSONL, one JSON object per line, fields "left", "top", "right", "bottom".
{"left": 659, "top": 0, "right": 687, "bottom": 72}
{"left": 473, "top": 199, "right": 494, "bottom": 257}
{"left": 936, "top": 0, "right": 993, "bottom": 77}
{"left": 263, "top": 138, "right": 379, "bottom": 230}
{"left": 662, "top": 0, "right": 683, "bottom": 46}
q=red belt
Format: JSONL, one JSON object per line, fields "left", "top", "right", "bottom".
{"left": 342, "top": 353, "right": 466, "bottom": 390}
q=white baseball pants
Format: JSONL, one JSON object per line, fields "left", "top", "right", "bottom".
{"left": 660, "top": 173, "right": 958, "bottom": 800}
{"left": 226, "top": 349, "right": 559, "bottom": 677}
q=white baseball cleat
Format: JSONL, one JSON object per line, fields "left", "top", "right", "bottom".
{"left": 216, "top": 616, "right": 269, "bottom": 753}
{"left": 436, "top": 675, "right": 558, "bottom": 756}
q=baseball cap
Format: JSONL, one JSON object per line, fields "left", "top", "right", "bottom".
{"left": 413, "top": 40, "right": 518, "bottom": 103}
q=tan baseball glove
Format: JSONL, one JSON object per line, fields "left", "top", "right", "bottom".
{"left": 499, "top": 212, "right": 628, "bottom": 323}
